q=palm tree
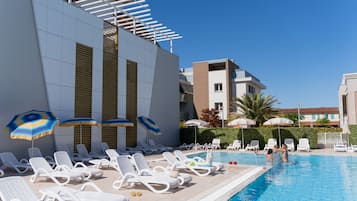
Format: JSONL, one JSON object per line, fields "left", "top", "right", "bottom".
{"left": 233, "top": 93, "right": 278, "bottom": 126}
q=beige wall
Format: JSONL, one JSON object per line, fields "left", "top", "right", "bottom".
{"left": 193, "top": 62, "right": 209, "bottom": 118}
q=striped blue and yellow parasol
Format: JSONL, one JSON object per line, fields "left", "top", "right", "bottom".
{"left": 60, "top": 118, "right": 98, "bottom": 127}
{"left": 60, "top": 117, "right": 98, "bottom": 144}
{"left": 102, "top": 118, "right": 134, "bottom": 127}
{"left": 6, "top": 110, "right": 58, "bottom": 141}
{"left": 137, "top": 116, "right": 161, "bottom": 136}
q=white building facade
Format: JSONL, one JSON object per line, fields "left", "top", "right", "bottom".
{"left": 192, "top": 58, "right": 265, "bottom": 120}
{"left": 339, "top": 73, "right": 357, "bottom": 125}
{"left": 0, "top": 0, "right": 181, "bottom": 158}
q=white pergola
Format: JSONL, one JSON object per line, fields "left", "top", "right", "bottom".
{"left": 68, "top": 0, "right": 182, "bottom": 53}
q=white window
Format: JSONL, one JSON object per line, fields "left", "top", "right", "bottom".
{"left": 214, "top": 83, "right": 223, "bottom": 92}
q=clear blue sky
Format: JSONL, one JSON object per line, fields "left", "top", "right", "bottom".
{"left": 148, "top": 0, "right": 357, "bottom": 108}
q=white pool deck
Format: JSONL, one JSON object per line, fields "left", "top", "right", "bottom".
{"left": 3, "top": 148, "right": 357, "bottom": 201}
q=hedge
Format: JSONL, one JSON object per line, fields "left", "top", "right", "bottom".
{"left": 180, "top": 127, "right": 323, "bottom": 149}
{"left": 348, "top": 125, "right": 357, "bottom": 145}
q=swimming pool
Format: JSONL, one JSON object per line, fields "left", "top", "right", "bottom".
{"left": 189, "top": 152, "right": 357, "bottom": 201}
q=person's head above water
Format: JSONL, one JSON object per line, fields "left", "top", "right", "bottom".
{"left": 267, "top": 148, "right": 273, "bottom": 154}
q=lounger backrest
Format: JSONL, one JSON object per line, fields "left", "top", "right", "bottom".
{"left": 29, "top": 157, "right": 54, "bottom": 173}
{"left": 0, "top": 176, "right": 38, "bottom": 201}
{"left": 162, "top": 152, "right": 178, "bottom": 165}
{"left": 54, "top": 151, "right": 74, "bottom": 169}
{"left": 56, "top": 145, "right": 74, "bottom": 158}
{"left": 233, "top": 140, "right": 239, "bottom": 145}
{"left": 268, "top": 139, "right": 277, "bottom": 146}
{"left": 284, "top": 138, "right": 294, "bottom": 145}
{"left": 299, "top": 138, "right": 309, "bottom": 146}
{"left": 0, "top": 152, "right": 19, "bottom": 166}
{"left": 106, "top": 149, "right": 120, "bottom": 161}
{"left": 117, "top": 155, "right": 137, "bottom": 176}
{"left": 212, "top": 138, "right": 220, "bottom": 144}
{"left": 132, "top": 153, "right": 150, "bottom": 170}
{"left": 251, "top": 140, "right": 259, "bottom": 146}
{"left": 76, "top": 144, "right": 90, "bottom": 157}
{"left": 101, "top": 142, "right": 110, "bottom": 153}
{"left": 173, "top": 150, "right": 187, "bottom": 161}
{"left": 28, "top": 147, "right": 43, "bottom": 158}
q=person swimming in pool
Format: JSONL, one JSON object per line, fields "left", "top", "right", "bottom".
{"left": 266, "top": 148, "right": 273, "bottom": 163}
{"left": 280, "top": 144, "right": 288, "bottom": 162}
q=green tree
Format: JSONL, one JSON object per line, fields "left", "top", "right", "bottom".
{"left": 200, "top": 108, "right": 221, "bottom": 128}
{"left": 316, "top": 118, "right": 330, "bottom": 126}
{"left": 282, "top": 113, "right": 305, "bottom": 126}
{"left": 233, "top": 93, "right": 278, "bottom": 126}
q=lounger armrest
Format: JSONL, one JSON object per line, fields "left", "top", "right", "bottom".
{"left": 138, "top": 169, "right": 152, "bottom": 176}
{"left": 74, "top": 162, "right": 88, "bottom": 168}
{"left": 19, "top": 158, "right": 29, "bottom": 164}
{"left": 45, "top": 156, "right": 55, "bottom": 163}
{"left": 35, "top": 167, "right": 52, "bottom": 175}
{"left": 193, "top": 157, "right": 205, "bottom": 163}
{"left": 80, "top": 182, "right": 103, "bottom": 192}
{"left": 153, "top": 165, "right": 168, "bottom": 173}
{"left": 55, "top": 165, "right": 71, "bottom": 172}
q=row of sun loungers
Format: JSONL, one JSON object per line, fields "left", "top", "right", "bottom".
{"left": 0, "top": 144, "right": 223, "bottom": 201}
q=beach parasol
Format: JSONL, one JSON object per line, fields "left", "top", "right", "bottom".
{"left": 60, "top": 117, "right": 98, "bottom": 144}
{"left": 184, "top": 119, "right": 208, "bottom": 150}
{"left": 264, "top": 117, "right": 293, "bottom": 147}
{"left": 228, "top": 118, "right": 256, "bottom": 148}
{"left": 6, "top": 110, "right": 58, "bottom": 153}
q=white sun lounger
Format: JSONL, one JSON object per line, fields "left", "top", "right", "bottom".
{"left": 297, "top": 138, "right": 310, "bottom": 152}
{"left": 211, "top": 138, "right": 221, "bottom": 149}
{"left": 57, "top": 145, "right": 92, "bottom": 163}
{"left": 163, "top": 152, "right": 216, "bottom": 177}
{"left": 226, "top": 140, "right": 241, "bottom": 150}
{"left": 334, "top": 142, "right": 347, "bottom": 152}
{"left": 0, "top": 176, "right": 129, "bottom": 201}
{"left": 351, "top": 145, "right": 357, "bottom": 152}
{"left": 174, "top": 150, "right": 224, "bottom": 171}
{"left": 112, "top": 155, "right": 179, "bottom": 193}
{"left": 0, "top": 169, "right": 3, "bottom": 177}
{"left": 29, "top": 157, "right": 83, "bottom": 185}
{"left": 28, "top": 147, "right": 56, "bottom": 167}
{"left": 54, "top": 151, "right": 103, "bottom": 180}
{"left": 264, "top": 138, "right": 277, "bottom": 150}
{"left": 246, "top": 140, "right": 260, "bottom": 151}
{"left": 76, "top": 144, "right": 108, "bottom": 159}
{"left": 0, "top": 152, "right": 31, "bottom": 174}
{"left": 132, "top": 152, "right": 192, "bottom": 185}
{"left": 284, "top": 138, "right": 295, "bottom": 151}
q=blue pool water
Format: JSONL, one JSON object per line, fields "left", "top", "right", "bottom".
{"left": 189, "top": 152, "right": 357, "bottom": 201}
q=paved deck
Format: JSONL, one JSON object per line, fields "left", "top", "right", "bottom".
{"left": 3, "top": 148, "right": 357, "bottom": 201}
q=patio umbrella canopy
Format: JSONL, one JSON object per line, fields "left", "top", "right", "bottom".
{"left": 60, "top": 117, "right": 98, "bottom": 144}
{"left": 184, "top": 119, "right": 208, "bottom": 150}
{"left": 102, "top": 118, "right": 134, "bottom": 127}
{"left": 6, "top": 110, "right": 58, "bottom": 150}
{"left": 137, "top": 116, "right": 161, "bottom": 137}
{"left": 263, "top": 117, "right": 293, "bottom": 147}
{"left": 228, "top": 118, "right": 256, "bottom": 148}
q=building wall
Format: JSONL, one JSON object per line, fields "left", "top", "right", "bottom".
{"left": 0, "top": 0, "right": 52, "bottom": 158}
{"left": 339, "top": 74, "right": 357, "bottom": 125}
{"left": 32, "top": 0, "right": 104, "bottom": 153}
{"left": 193, "top": 62, "right": 209, "bottom": 118}
{"left": 118, "top": 28, "right": 179, "bottom": 146}
{"left": 208, "top": 70, "right": 227, "bottom": 119}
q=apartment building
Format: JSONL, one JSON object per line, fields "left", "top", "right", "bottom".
{"left": 339, "top": 73, "right": 357, "bottom": 125}
{"left": 192, "top": 58, "right": 265, "bottom": 120}
{"left": 278, "top": 107, "right": 340, "bottom": 127}
{"left": 0, "top": 0, "right": 181, "bottom": 157}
